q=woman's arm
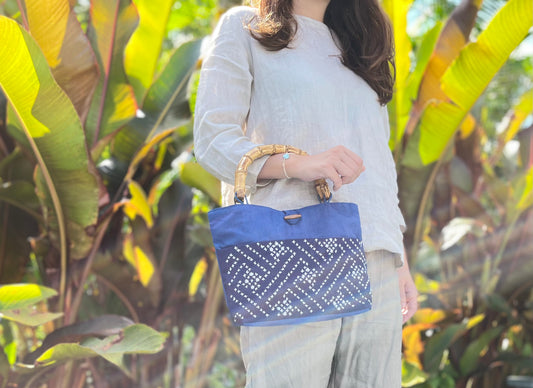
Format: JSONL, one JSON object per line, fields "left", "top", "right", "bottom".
{"left": 194, "top": 8, "right": 269, "bottom": 191}
{"left": 258, "top": 145, "right": 366, "bottom": 191}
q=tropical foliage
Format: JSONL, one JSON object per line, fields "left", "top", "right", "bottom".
{"left": 0, "top": 0, "right": 531, "bottom": 387}
{"left": 382, "top": 0, "right": 533, "bottom": 386}
{"left": 0, "top": 0, "right": 223, "bottom": 386}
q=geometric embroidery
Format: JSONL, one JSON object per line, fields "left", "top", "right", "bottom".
{"left": 217, "top": 237, "right": 372, "bottom": 326}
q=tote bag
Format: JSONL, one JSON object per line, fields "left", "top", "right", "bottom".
{"left": 208, "top": 145, "right": 372, "bottom": 326}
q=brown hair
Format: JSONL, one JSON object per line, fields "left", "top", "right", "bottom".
{"left": 247, "top": 0, "right": 395, "bottom": 105}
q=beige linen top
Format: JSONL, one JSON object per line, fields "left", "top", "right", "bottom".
{"left": 193, "top": 6, "right": 406, "bottom": 263}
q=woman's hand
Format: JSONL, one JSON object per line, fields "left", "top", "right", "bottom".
{"left": 287, "top": 146, "right": 365, "bottom": 191}
{"left": 398, "top": 254, "right": 418, "bottom": 324}
{"left": 256, "top": 145, "right": 365, "bottom": 190}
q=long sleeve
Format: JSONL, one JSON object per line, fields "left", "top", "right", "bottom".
{"left": 193, "top": 7, "right": 268, "bottom": 192}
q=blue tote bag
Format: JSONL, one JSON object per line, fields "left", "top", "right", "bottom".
{"left": 208, "top": 145, "right": 372, "bottom": 326}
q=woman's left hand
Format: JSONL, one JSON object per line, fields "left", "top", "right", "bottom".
{"left": 398, "top": 259, "right": 418, "bottom": 324}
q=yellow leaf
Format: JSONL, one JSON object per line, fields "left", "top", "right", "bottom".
{"left": 516, "top": 167, "right": 533, "bottom": 212}
{"left": 414, "top": 273, "right": 440, "bottom": 294}
{"left": 504, "top": 90, "right": 533, "bottom": 143}
{"left": 126, "top": 128, "right": 175, "bottom": 181}
{"left": 466, "top": 313, "right": 485, "bottom": 329}
{"left": 124, "top": 181, "right": 153, "bottom": 227}
{"left": 402, "top": 323, "right": 435, "bottom": 369}
{"left": 0, "top": 17, "right": 49, "bottom": 137}
{"left": 459, "top": 114, "right": 476, "bottom": 139}
{"left": 124, "top": 0, "right": 174, "bottom": 102}
{"left": 403, "top": 330, "right": 424, "bottom": 368}
{"left": 26, "top": 0, "right": 69, "bottom": 68}
{"left": 123, "top": 236, "right": 154, "bottom": 287}
{"left": 189, "top": 258, "right": 208, "bottom": 297}
{"left": 413, "top": 308, "right": 447, "bottom": 324}
{"left": 382, "top": 0, "right": 414, "bottom": 146}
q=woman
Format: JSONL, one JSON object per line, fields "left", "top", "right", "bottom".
{"left": 193, "top": 0, "right": 418, "bottom": 385}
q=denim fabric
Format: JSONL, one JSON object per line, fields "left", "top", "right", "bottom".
{"left": 240, "top": 250, "right": 403, "bottom": 388}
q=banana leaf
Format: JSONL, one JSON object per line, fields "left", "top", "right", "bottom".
{"left": 25, "top": 0, "right": 99, "bottom": 121}
{"left": 0, "top": 16, "right": 99, "bottom": 261}
{"left": 124, "top": 0, "right": 174, "bottom": 103}
{"left": 85, "top": 0, "right": 138, "bottom": 148}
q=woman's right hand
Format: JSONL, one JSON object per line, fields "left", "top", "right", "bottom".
{"left": 285, "top": 145, "right": 365, "bottom": 191}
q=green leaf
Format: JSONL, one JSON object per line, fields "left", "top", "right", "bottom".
{"left": 25, "top": 0, "right": 99, "bottom": 121}
{"left": 484, "top": 294, "right": 513, "bottom": 316}
{"left": 1, "top": 307, "right": 63, "bottom": 326}
{"left": 459, "top": 327, "right": 503, "bottom": 375}
{"left": 416, "top": 0, "right": 533, "bottom": 165}
{"left": 179, "top": 161, "right": 221, "bottom": 204}
{"left": 34, "top": 324, "right": 166, "bottom": 372}
{"left": 0, "top": 16, "right": 100, "bottom": 259}
{"left": 402, "top": 360, "right": 428, "bottom": 387}
{"left": 112, "top": 39, "right": 202, "bottom": 163}
{"left": 124, "top": 0, "right": 174, "bottom": 103}
{"left": 0, "top": 345, "right": 8, "bottom": 388}
{"left": 0, "top": 181, "right": 41, "bottom": 221}
{"left": 85, "top": 0, "right": 139, "bottom": 148}
{"left": 424, "top": 322, "right": 468, "bottom": 373}
{"left": 24, "top": 314, "right": 134, "bottom": 364}
{"left": 1, "top": 320, "right": 16, "bottom": 366}
{"left": 514, "top": 167, "right": 533, "bottom": 214}
{"left": 0, "top": 204, "right": 37, "bottom": 283}
{"left": 442, "top": 0, "right": 533, "bottom": 111}
{"left": 0, "top": 284, "right": 57, "bottom": 311}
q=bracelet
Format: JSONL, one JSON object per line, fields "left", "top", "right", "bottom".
{"left": 282, "top": 153, "right": 291, "bottom": 179}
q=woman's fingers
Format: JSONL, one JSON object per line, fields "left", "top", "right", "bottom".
{"left": 326, "top": 166, "right": 344, "bottom": 191}
{"left": 288, "top": 145, "right": 365, "bottom": 188}
{"left": 339, "top": 146, "right": 364, "bottom": 169}
{"left": 333, "top": 153, "right": 365, "bottom": 186}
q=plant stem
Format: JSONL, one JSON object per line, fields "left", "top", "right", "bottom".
{"left": 16, "top": 0, "right": 29, "bottom": 30}
{"left": 95, "top": 272, "right": 140, "bottom": 322}
{"left": 66, "top": 215, "right": 112, "bottom": 324}
{"left": 15, "top": 118, "right": 69, "bottom": 316}
{"left": 410, "top": 142, "right": 451, "bottom": 264}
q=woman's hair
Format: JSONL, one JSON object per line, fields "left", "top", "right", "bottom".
{"left": 247, "top": 0, "right": 395, "bottom": 106}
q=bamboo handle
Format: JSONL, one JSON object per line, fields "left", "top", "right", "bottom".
{"left": 234, "top": 145, "right": 331, "bottom": 203}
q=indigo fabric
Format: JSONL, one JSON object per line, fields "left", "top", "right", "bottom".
{"left": 209, "top": 202, "right": 372, "bottom": 326}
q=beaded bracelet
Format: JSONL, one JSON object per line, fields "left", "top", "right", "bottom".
{"left": 282, "top": 153, "right": 291, "bottom": 179}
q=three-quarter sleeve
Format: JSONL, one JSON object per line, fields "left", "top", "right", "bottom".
{"left": 193, "top": 7, "right": 268, "bottom": 192}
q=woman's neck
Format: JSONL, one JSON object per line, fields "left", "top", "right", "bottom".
{"left": 292, "top": 0, "right": 331, "bottom": 22}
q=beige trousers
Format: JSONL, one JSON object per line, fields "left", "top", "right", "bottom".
{"left": 240, "top": 250, "right": 403, "bottom": 388}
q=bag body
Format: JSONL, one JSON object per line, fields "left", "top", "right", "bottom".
{"left": 206, "top": 144, "right": 372, "bottom": 326}
{"left": 209, "top": 201, "right": 372, "bottom": 326}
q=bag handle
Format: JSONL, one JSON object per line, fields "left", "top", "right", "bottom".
{"left": 234, "top": 144, "right": 332, "bottom": 203}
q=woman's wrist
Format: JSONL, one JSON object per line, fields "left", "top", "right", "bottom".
{"left": 283, "top": 153, "right": 304, "bottom": 180}
{"left": 281, "top": 153, "right": 292, "bottom": 179}
{"left": 256, "top": 153, "right": 306, "bottom": 181}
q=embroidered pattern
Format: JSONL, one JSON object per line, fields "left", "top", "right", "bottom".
{"left": 217, "top": 237, "right": 372, "bottom": 325}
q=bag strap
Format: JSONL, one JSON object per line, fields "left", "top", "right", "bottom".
{"left": 234, "top": 144, "right": 331, "bottom": 203}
